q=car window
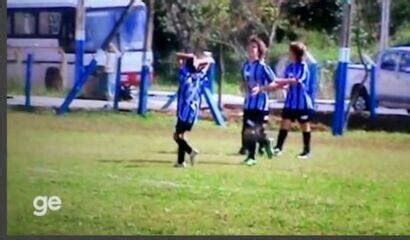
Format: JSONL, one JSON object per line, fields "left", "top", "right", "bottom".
{"left": 399, "top": 52, "right": 410, "bottom": 73}
{"left": 380, "top": 52, "right": 399, "bottom": 71}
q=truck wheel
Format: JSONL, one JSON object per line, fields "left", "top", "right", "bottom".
{"left": 351, "top": 87, "right": 369, "bottom": 113}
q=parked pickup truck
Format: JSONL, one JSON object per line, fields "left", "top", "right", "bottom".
{"left": 346, "top": 46, "right": 410, "bottom": 114}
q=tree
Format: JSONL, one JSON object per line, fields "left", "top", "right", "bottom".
{"left": 157, "top": 0, "right": 205, "bottom": 51}
{"left": 158, "top": 0, "right": 284, "bottom": 60}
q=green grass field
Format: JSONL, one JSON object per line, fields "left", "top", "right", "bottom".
{"left": 7, "top": 110, "right": 410, "bottom": 235}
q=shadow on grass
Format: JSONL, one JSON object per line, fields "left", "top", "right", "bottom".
{"left": 157, "top": 150, "right": 177, "bottom": 154}
{"left": 124, "top": 164, "right": 145, "bottom": 168}
{"left": 226, "top": 153, "right": 245, "bottom": 157}
{"left": 98, "top": 160, "right": 125, "bottom": 163}
{"left": 158, "top": 150, "right": 244, "bottom": 158}
{"left": 98, "top": 158, "right": 240, "bottom": 167}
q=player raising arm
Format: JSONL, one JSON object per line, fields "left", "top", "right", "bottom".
{"left": 173, "top": 52, "right": 212, "bottom": 168}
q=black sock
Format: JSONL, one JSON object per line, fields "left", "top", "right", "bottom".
{"left": 258, "top": 127, "right": 268, "bottom": 149}
{"left": 302, "top": 132, "right": 311, "bottom": 153}
{"left": 241, "top": 122, "right": 246, "bottom": 149}
{"left": 178, "top": 138, "right": 192, "bottom": 154}
{"left": 177, "top": 143, "right": 185, "bottom": 164}
{"left": 275, "top": 129, "right": 288, "bottom": 150}
{"left": 245, "top": 131, "right": 258, "bottom": 159}
{"left": 245, "top": 139, "right": 256, "bottom": 160}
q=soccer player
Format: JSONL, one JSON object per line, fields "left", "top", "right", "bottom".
{"left": 268, "top": 42, "right": 313, "bottom": 159}
{"left": 240, "top": 35, "right": 283, "bottom": 166}
{"left": 173, "top": 53, "right": 211, "bottom": 168}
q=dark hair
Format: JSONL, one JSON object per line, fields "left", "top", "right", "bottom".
{"left": 185, "top": 57, "right": 196, "bottom": 73}
{"left": 247, "top": 35, "right": 267, "bottom": 59}
{"left": 289, "top": 41, "right": 307, "bottom": 62}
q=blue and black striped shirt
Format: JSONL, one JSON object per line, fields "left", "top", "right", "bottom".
{"left": 242, "top": 60, "right": 276, "bottom": 111}
{"left": 283, "top": 61, "right": 313, "bottom": 110}
{"left": 176, "top": 67, "right": 205, "bottom": 124}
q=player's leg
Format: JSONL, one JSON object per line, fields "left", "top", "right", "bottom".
{"left": 178, "top": 132, "right": 192, "bottom": 154}
{"left": 243, "top": 125, "right": 257, "bottom": 166}
{"left": 173, "top": 132, "right": 186, "bottom": 167}
{"left": 180, "top": 131, "right": 199, "bottom": 166}
{"left": 239, "top": 111, "right": 247, "bottom": 155}
{"left": 258, "top": 128, "right": 266, "bottom": 155}
{"left": 257, "top": 115, "right": 267, "bottom": 155}
{"left": 176, "top": 120, "right": 199, "bottom": 166}
{"left": 273, "top": 118, "right": 291, "bottom": 156}
{"left": 273, "top": 108, "right": 294, "bottom": 156}
{"left": 243, "top": 112, "right": 260, "bottom": 165}
{"left": 298, "top": 113, "right": 312, "bottom": 159}
{"left": 259, "top": 113, "right": 273, "bottom": 158}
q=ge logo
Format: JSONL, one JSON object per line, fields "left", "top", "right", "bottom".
{"left": 33, "top": 196, "right": 62, "bottom": 216}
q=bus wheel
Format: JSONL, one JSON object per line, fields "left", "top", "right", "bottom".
{"left": 45, "top": 67, "right": 63, "bottom": 91}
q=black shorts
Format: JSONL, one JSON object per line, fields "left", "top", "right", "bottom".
{"left": 243, "top": 110, "right": 270, "bottom": 128}
{"left": 281, "top": 108, "right": 314, "bottom": 123}
{"left": 175, "top": 120, "right": 194, "bottom": 134}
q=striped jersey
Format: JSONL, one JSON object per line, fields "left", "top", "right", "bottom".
{"left": 241, "top": 60, "right": 276, "bottom": 111}
{"left": 283, "top": 61, "right": 313, "bottom": 110}
{"left": 176, "top": 67, "right": 205, "bottom": 124}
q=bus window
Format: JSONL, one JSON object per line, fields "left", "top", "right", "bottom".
{"left": 85, "top": 10, "right": 120, "bottom": 52}
{"left": 120, "top": 7, "right": 146, "bottom": 51}
{"left": 39, "top": 12, "right": 62, "bottom": 36}
{"left": 14, "top": 12, "right": 36, "bottom": 35}
{"left": 59, "top": 10, "right": 75, "bottom": 52}
{"left": 7, "top": 15, "right": 12, "bottom": 35}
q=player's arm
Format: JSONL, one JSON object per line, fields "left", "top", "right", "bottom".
{"left": 254, "top": 82, "right": 282, "bottom": 94}
{"left": 278, "top": 63, "right": 308, "bottom": 85}
{"left": 251, "top": 65, "right": 284, "bottom": 95}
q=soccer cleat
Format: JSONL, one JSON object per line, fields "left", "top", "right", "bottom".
{"left": 245, "top": 158, "right": 257, "bottom": 166}
{"left": 297, "top": 151, "right": 310, "bottom": 159}
{"left": 238, "top": 146, "right": 247, "bottom": 155}
{"left": 189, "top": 149, "right": 199, "bottom": 166}
{"left": 265, "top": 139, "right": 274, "bottom": 159}
{"left": 273, "top": 148, "right": 282, "bottom": 157}
{"left": 174, "top": 162, "right": 187, "bottom": 168}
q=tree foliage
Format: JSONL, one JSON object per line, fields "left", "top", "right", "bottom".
{"left": 158, "top": 0, "right": 284, "bottom": 60}
{"left": 154, "top": 0, "right": 410, "bottom": 61}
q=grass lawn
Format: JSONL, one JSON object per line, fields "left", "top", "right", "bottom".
{"left": 7, "top": 110, "right": 410, "bottom": 235}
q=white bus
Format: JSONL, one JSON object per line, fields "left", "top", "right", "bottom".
{"left": 7, "top": 0, "right": 153, "bottom": 94}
